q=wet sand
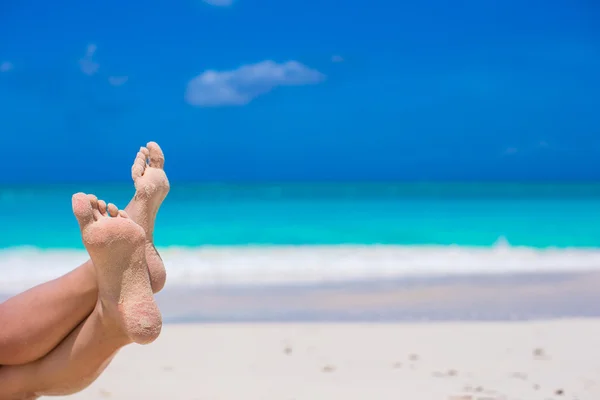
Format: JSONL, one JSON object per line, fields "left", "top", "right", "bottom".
{"left": 152, "top": 270, "right": 600, "bottom": 322}
{"left": 55, "top": 319, "right": 600, "bottom": 400}
{"left": 5, "top": 271, "right": 600, "bottom": 322}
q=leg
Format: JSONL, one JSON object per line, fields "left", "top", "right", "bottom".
{"left": 0, "top": 260, "right": 96, "bottom": 366}
{"left": 0, "top": 142, "right": 170, "bottom": 366}
{"left": 0, "top": 309, "right": 126, "bottom": 399}
{"left": 0, "top": 194, "right": 162, "bottom": 399}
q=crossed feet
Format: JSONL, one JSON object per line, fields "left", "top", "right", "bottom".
{"left": 72, "top": 142, "right": 169, "bottom": 345}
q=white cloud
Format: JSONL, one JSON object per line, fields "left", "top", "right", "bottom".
{"left": 85, "top": 44, "right": 97, "bottom": 57}
{"left": 0, "top": 61, "right": 13, "bottom": 72}
{"left": 79, "top": 44, "right": 99, "bottom": 75}
{"left": 185, "top": 60, "right": 325, "bottom": 107}
{"left": 203, "top": 0, "right": 233, "bottom": 6}
{"left": 108, "top": 76, "right": 129, "bottom": 86}
{"left": 80, "top": 60, "right": 99, "bottom": 75}
{"left": 331, "top": 55, "right": 344, "bottom": 63}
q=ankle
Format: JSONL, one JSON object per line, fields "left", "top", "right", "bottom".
{"left": 95, "top": 300, "right": 133, "bottom": 345}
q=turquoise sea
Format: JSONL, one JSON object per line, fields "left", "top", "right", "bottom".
{"left": 1, "top": 182, "right": 600, "bottom": 249}
{"left": 2, "top": 182, "right": 600, "bottom": 295}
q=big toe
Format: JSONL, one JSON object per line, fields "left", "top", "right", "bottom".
{"left": 72, "top": 192, "right": 94, "bottom": 228}
{"left": 147, "top": 141, "right": 165, "bottom": 169}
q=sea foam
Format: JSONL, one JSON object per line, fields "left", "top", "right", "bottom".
{"left": 1, "top": 244, "right": 600, "bottom": 295}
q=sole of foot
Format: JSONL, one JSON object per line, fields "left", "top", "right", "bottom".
{"left": 72, "top": 193, "right": 162, "bottom": 345}
{"left": 127, "top": 141, "right": 170, "bottom": 293}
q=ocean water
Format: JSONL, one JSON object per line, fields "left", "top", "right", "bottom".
{"left": 1, "top": 182, "right": 600, "bottom": 293}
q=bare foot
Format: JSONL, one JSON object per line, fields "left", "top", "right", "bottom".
{"left": 126, "top": 141, "right": 170, "bottom": 293}
{"left": 72, "top": 193, "right": 162, "bottom": 345}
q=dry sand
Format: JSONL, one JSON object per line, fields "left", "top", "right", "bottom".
{"left": 55, "top": 319, "right": 600, "bottom": 400}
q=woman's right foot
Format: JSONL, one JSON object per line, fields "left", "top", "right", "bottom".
{"left": 72, "top": 193, "right": 162, "bottom": 345}
{"left": 125, "top": 141, "right": 170, "bottom": 293}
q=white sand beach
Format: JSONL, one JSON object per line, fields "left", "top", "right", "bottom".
{"left": 57, "top": 319, "right": 600, "bottom": 400}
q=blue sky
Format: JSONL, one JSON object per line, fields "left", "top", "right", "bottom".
{"left": 0, "top": 0, "right": 599, "bottom": 183}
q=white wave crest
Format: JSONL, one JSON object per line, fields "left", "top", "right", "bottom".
{"left": 1, "top": 245, "right": 600, "bottom": 294}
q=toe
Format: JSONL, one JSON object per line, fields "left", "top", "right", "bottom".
{"left": 89, "top": 195, "right": 102, "bottom": 220}
{"left": 119, "top": 210, "right": 129, "bottom": 218}
{"left": 86, "top": 194, "right": 101, "bottom": 220}
{"left": 147, "top": 141, "right": 165, "bottom": 169}
{"left": 131, "top": 149, "right": 148, "bottom": 180}
{"left": 87, "top": 194, "right": 98, "bottom": 209}
{"left": 72, "top": 192, "right": 94, "bottom": 229}
{"left": 98, "top": 200, "right": 108, "bottom": 216}
{"left": 107, "top": 203, "right": 119, "bottom": 217}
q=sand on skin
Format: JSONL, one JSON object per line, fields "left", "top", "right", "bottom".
{"left": 53, "top": 319, "right": 600, "bottom": 400}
